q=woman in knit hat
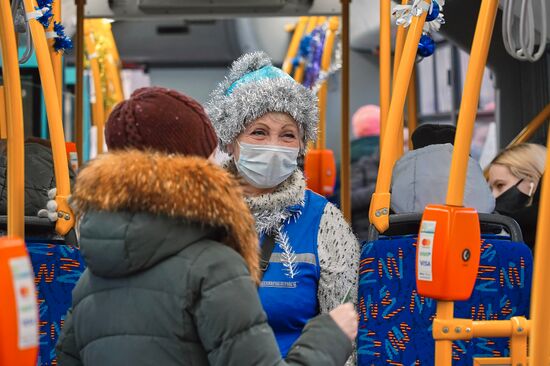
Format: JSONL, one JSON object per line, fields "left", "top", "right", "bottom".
{"left": 207, "top": 52, "right": 360, "bottom": 363}
{"left": 56, "top": 87, "right": 357, "bottom": 366}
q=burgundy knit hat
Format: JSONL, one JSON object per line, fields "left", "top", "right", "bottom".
{"left": 105, "top": 87, "right": 217, "bottom": 158}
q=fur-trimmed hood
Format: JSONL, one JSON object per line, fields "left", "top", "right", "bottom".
{"left": 71, "top": 149, "right": 260, "bottom": 282}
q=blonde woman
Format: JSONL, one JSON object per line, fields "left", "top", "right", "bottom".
{"left": 486, "top": 143, "right": 547, "bottom": 248}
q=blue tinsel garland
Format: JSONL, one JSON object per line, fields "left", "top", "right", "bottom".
{"left": 33, "top": 1, "right": 73, "bottom": 53}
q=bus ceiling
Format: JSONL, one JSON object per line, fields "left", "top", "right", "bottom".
{"left": 85, "top": 0, "right": 341, "bottom": 19}
{"left": 84, "top": 1, "right": 549, "bottom": 53}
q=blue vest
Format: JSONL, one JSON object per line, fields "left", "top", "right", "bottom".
{"left": 258, "top": 190, "right": 328, "bottom": 356}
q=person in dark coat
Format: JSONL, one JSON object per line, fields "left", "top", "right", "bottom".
{"left": 330, "top": 105, "right": 381, "bottom": 241}
{"left": 55, "top": 87, "right": 357, "bottom": 366}
{"left": 391, "top": 123, "right": 495, "bottom": 215}
{"left": 0, "top": 137, "right": 76, "bottom": 216}
{"left": 505, "top": 181, "right": 541, "bottom": 249}
{"left": 348, "top": 105, "right": 381, "bottom": 241}
{"left": 410, "top": 123, "right": 456, "bottom": 149}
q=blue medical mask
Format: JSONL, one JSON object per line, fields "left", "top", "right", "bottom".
{"left": 236, "top": 142, "right": 299, "bottom": 189}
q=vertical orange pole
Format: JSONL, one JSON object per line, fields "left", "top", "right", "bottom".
{"left": 407, "top": 68, "right": 418, "bottom": 150}
{"left": 434, "top": 301, "right": 454, "bottom": 366}
{"left": 436, "top": 1, "right": 499, "bottom": 365}
{"left": 317, "top": 16, "right": 339, "bottom": 150}
{"left": 379, "top": 0, "right": 392, "bottom": 151}
{"left": 0, "top": 87, "right": 7, "bottom": 139}
{"left": 370, "top": 1, "right": 430, "bottom": 233}
{"left": 445, "top": 0, "right": 499, "bottom": 207}
{"left": 75, "top": 0, "right": 86, "bottom": 165}
{"left": 283, "top": 17, "right": 308, "bottom": 74}
{"left": 49, "top": 0, "right": 62, "bottom": 106}
{"left": 0, "top": 0, "right": 25, "bottom": 238}
{"left": 392, "top": 0, "right": 409, "bottom": 157}
{"left": 294, "top": 17, "right": 319, "bottom": 84}
{"left": 392, "top": 0, "right": 409, "bottom": 84}
{"left": 0, "top": 7, "right": 39, "bottom": 365}
{"left": 340, "top": 0, "right": 351, "bottom": 221}
{"left": 103, "top": 21, "right": 124, "bottom": 106}
{"left": 22, "top": 0, "right": 75, "bottom": 236}
{"left": 529, "top": 131, "right": 550, "bottom": 366}
{"left": 84, "top": 24, "right": 105, "bottom": 154}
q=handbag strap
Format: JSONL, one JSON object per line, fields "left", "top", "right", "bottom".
{"left": 260, "top": 234, "right": 276, "bottom": 279}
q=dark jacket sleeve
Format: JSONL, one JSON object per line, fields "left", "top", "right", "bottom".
{"left": 190, "top": 242, "right": 353, "bottom": 366}
{"left": 56, "top": 308, "right": 83, "bottom": 366}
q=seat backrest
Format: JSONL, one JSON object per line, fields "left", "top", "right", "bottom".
{"left": 0, "top": 217, "right": 86, "bottom": 366}
{"left": 26, "top": 240, "right": 85, "bottom": 366}
{"left": 357, "top": 215, "right": 532, "bottom": 365}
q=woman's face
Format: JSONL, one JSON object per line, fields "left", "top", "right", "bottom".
{"left": 229, "top": 112, "right": 301, "bottom": 159}
{"left": 487, "top": 164, "right": 536, "bottom": 198}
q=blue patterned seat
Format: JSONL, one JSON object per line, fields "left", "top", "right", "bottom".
{"left": 26, "top": 239, "right": 86, "bottom": 366}
{"left": 0, "top": 216, "right": 85, "bottom": 365}
{"left": 358, "top": 231, "right": 532, "bottom": 366}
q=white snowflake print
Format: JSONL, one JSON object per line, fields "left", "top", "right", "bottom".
{"left": 276, "top": 228, "right": 300, "bottom": 279}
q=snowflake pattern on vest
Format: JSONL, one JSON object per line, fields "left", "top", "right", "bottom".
{"left": 276, "top": 228, "right": 300, "bottom": 279}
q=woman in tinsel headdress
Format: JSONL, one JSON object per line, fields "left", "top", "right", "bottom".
{"left": 207, "top": 51, "right": 360, "bottom": 364}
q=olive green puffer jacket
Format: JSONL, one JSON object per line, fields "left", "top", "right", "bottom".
{"left": 56, "top": 150, "right": 352, "bottom": 366}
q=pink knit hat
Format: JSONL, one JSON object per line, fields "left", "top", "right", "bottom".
{"left": 352, "top": 105, "right": 380, "bottom": 138}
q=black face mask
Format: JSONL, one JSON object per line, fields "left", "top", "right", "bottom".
{"left": 495, "top": 179, "right": 531, "bottom": 214}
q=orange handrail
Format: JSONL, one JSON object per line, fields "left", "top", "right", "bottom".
{"left": 436, "top": 0, "right": 500, "bottom": 365}
{"left": 392, "top": 0, "right": 409, "bottom": 157}
{"left": 508, "top": 102, "right": 550, "bottom": 147}
{"left": 528, "top": 128, "right": 550, "bottom": 366}
{"left": 407, "top": 68, "right": 418, "bottom": 150}
{"left": 47, "top": 0, "right": 62, "bottom": 105}
{"left": 446, "top": 0, "right": 499, "bottom": 207}
{"left": 370, "top": 0, "right": 431, "bottom": 233}
{"left": 0, "top": 0, "right": 25, "bottom": 237}
{"left": 22, "top": 0, "right": 74, "bottom": 236}
{"left": 282, "top": 17, "right": 308, "bottom": 75}
{"left": 84, "top": 29, "right": 106, "bottom": 154}
{"left": 0, "top": 87, "right": 7, "bottom": 139}
{"left": 379, "top": 0, "right": 392, "bottom": 151}
{"left": 84, "top": 19, "right": 125, "bottom": 153}
{"left": 103, "top": 20, "right": 125, "bottom": 110}
{"left": 294, "top": 17, "right": 319, "bottom": 84}
{"left": 317, "top": 16, "right": 339, "bottom": 150}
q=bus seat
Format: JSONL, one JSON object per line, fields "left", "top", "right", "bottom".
{"left": 357, "top": 213, "right": 532, "bottom": 365}
{"left": 0, "top": 216, "right": 86, "bottom": 366}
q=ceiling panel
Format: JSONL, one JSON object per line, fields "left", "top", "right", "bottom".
{"left": 111, "top": 19, "right": 242, "bottom": 65}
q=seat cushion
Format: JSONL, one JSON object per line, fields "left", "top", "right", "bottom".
{"left": 357, "top": 235, "right": 532, "bottom": 365}
{"left": 27, "top": 241, "right": 86, "bottom": 366}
